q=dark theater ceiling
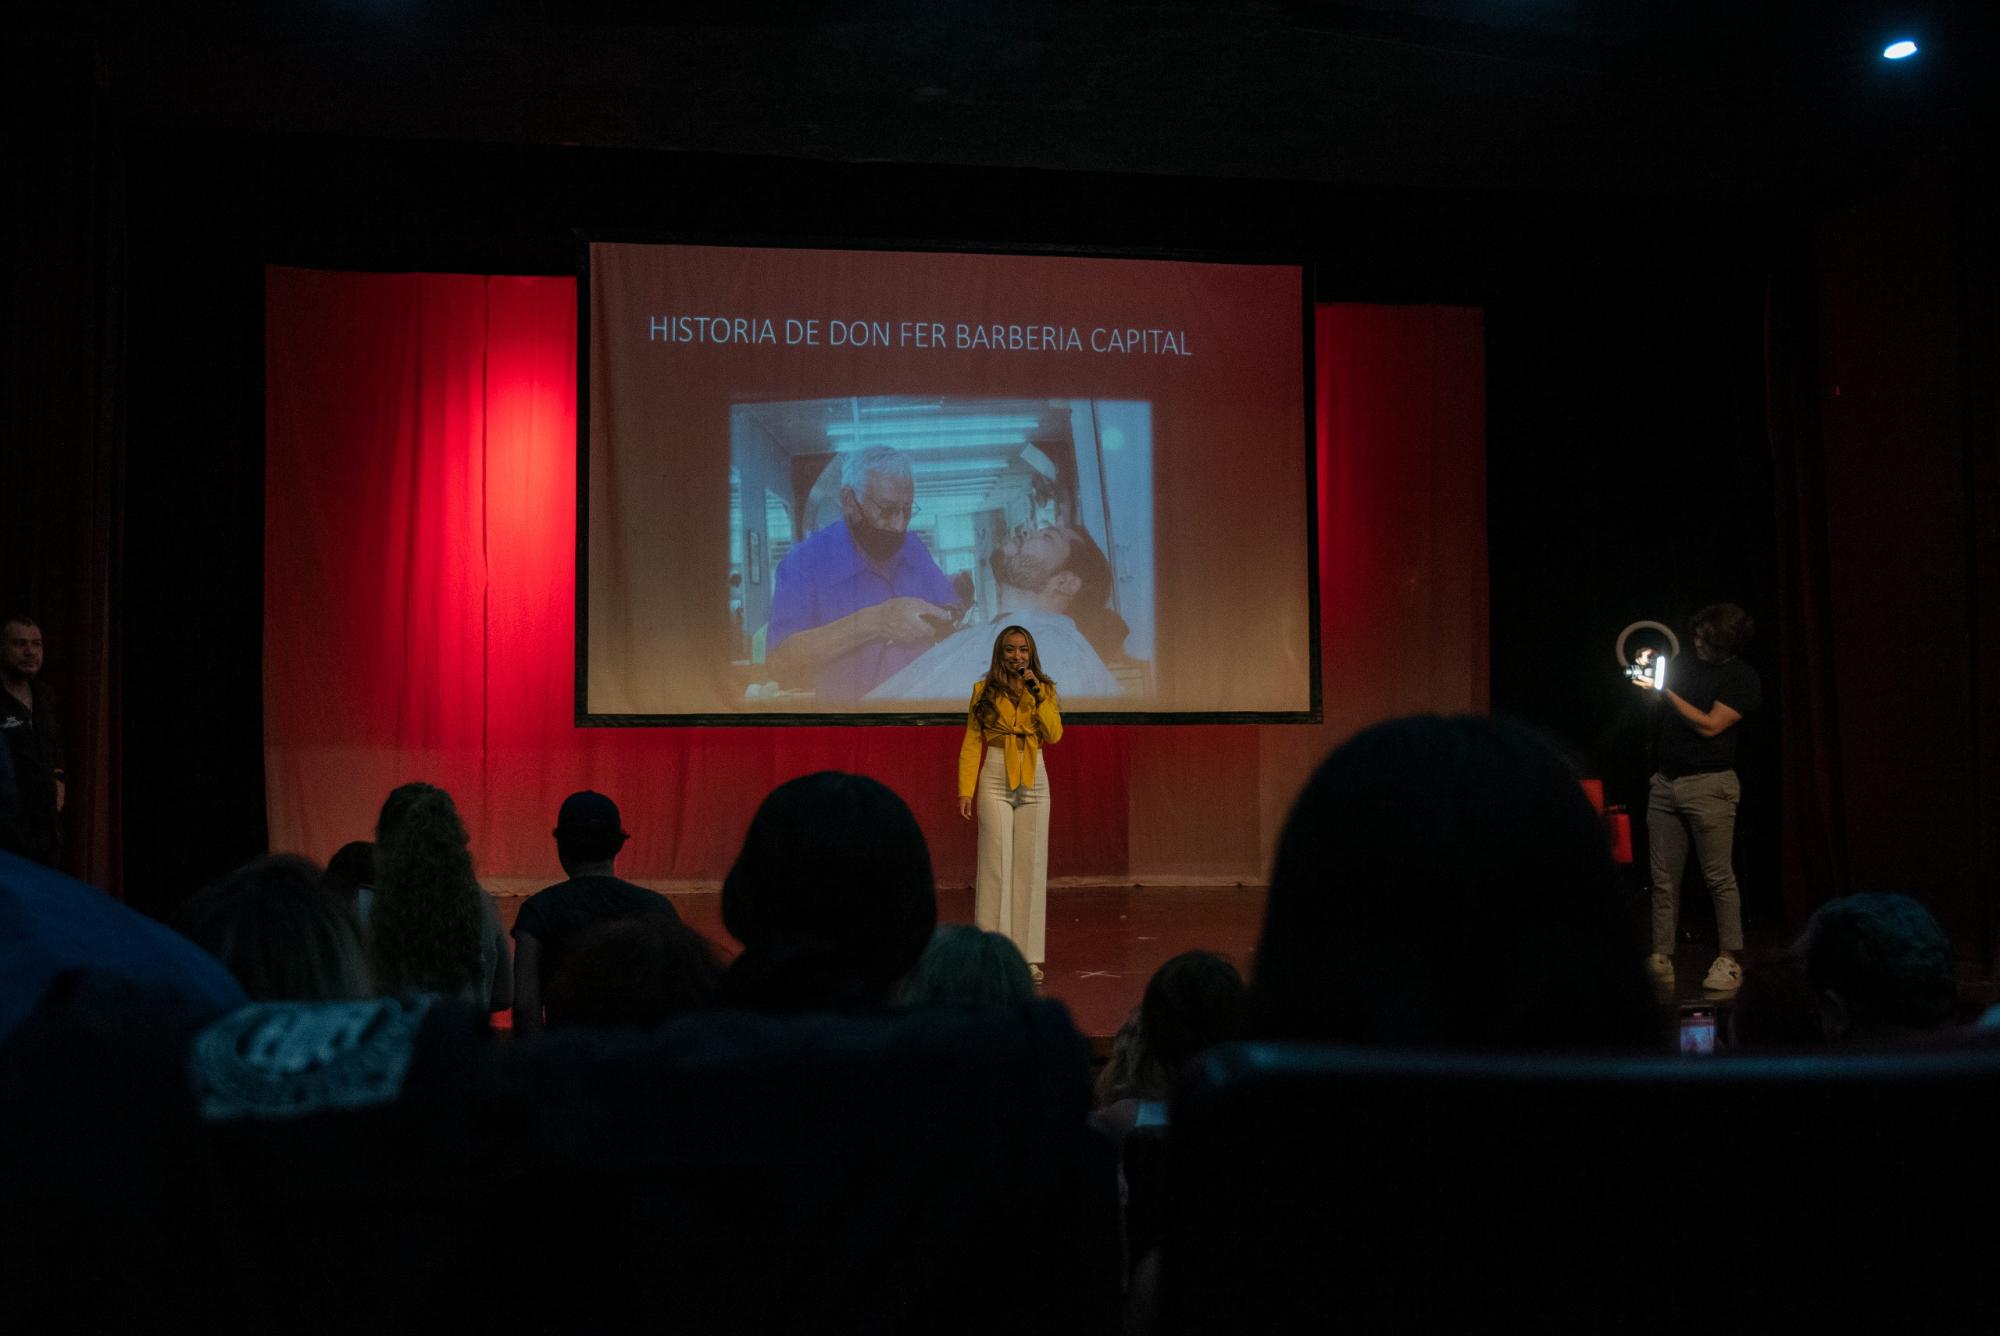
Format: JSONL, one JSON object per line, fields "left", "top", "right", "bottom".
{"left": 59, "top": 0, "right": 1995, "bottom": 202}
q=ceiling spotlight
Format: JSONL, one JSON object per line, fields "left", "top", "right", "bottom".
{"left": 1882, "top": 39, "right": 1919, "bottom": 60}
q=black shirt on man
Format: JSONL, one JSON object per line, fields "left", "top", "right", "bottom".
{"left": 1656, "top": 655, "right": 1761, "bottom": 778}
{"left": 512, "top": 874, "right": 681, "bottom": 981}
{"left": 1, "top": 679, "right": 64, "bottom": 865}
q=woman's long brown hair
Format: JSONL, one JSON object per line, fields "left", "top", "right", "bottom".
{"left": 973, "top": 625, "right": 1055, "bottom": 729}
{"left": 371, "top": 781, "right": 487, "bottom": 997}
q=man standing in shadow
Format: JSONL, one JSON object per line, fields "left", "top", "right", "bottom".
{"left": 1, "top": 616, "right": 64, "bottom": 867}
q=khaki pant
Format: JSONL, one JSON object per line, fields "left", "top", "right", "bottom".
{"left": 1647, "top": 770, "right": 1743, "bottom": 954}
{"left": 975, "top": 746, "right": 1049, "bottom": 964}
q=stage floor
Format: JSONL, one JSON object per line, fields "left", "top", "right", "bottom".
{"left": 493, "top": 883, "right": 1268, "bottom": 1050}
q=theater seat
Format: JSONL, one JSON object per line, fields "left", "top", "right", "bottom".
{"left": 1160, "top": 1039, "right": 2000, "bottom": 1332}
{"left": 191, "top": 997, "right": 1116, "bottom": 1334}
{"left": 1121, "top": 1122, "right": 1173, "bottom": 1275}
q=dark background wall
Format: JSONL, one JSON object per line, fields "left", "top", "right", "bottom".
{"left": 8, "top": 3, "right": 1995, "bottom": 955}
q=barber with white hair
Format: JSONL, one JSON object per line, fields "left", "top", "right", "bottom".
{"left": 765, "top": 446, "right": 959, "bottom": 701}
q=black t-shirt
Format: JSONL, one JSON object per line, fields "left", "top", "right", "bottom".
{"left": 1656, "top": 655, "right": 1762, "bottom": 777}
{"left": 512, "top": 874, "right": 681, "bottom": 981}
{"left": 0, "top": 680, "right": 63, "bottom": 862}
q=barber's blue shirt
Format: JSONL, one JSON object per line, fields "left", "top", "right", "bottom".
{"left": 766, "top": 520, "right": 956, "bottom": 701}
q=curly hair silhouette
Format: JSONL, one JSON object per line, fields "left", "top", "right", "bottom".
{"left": 371, "top": 782, "right": 487, "bottom": 999}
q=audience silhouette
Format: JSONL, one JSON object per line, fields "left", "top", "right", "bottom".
{"left": 1096, "top": 950, "right": 1246, "bottom": 1138}
{"left": 543, "top": 912, "right": 723, "bottom": 1029}
{"left": 6, "top": 721, "right": 1992, "bottom": 1331}
{"left": 1797, "top": 891, "right": 1957, "bottom": 1044}
{"left": 172, "top": 854, "right": 372, "bottom": 1001}
{"left": 1254, "top": 714, "right": 1662, "bottom": 1049}
{"left": 370, "top": 782, "right": 511, "bottom": 1012}
{"left": 320, "top": 839, "right": 377, "bottom": 915}
{"left": 719, "top": 770, "right": 937, "bottom": 1012}
{"left": 900, "top": 923, "right": 1037, "bottom": 1010}
{"left": 512, "top": 789, "right": 683, "bottom": 1036}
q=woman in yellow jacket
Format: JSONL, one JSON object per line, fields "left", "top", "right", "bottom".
{"left": 958, "top": 625, "right": 1063, "bottom": 983}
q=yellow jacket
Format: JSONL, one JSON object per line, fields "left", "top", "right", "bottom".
{"left": 958, "top": 679, "right": 1063, "bottom": 798}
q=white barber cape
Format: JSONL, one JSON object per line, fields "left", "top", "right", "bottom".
{"left": 865, "top": 610, "right": 1122, "bottom": 703}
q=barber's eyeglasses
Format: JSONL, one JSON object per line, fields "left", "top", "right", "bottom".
{"left": 863, "top": 498, "right": 919, "bottom": 522}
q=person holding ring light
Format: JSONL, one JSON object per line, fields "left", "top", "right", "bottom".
{"left": 958, "top": 625, "right": 1063, "bottom": 983}
{"left": 1636, "top": 603, "right": 1762, "bottom": 995}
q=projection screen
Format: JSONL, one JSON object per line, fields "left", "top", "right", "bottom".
{"left": 580, "top": 239, "right": 1315, "bottom": 723}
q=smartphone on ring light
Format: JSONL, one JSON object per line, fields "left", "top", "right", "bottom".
{"left": 1629, "top": 648, "right": 1668, "bottom": 691}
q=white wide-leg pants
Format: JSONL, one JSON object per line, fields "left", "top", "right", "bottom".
{"left": 974, "top": 746, "right": 1050, "bottom": 964}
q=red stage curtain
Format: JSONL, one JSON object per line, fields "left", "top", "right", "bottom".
{"left": 1775, "top": 169, "right": 2000, "bottom": 962}
{"left": 265, "top": 271, "right": 1485, "bottom": 890}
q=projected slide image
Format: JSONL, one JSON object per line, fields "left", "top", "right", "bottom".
{"left": 728, "top": 396, "right": 1155, "bottom": 706}
{"left": 584, "top": 239, "right": 1311, "bottom": 720}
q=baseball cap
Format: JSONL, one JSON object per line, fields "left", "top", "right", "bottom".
{"left": 554, "top": 790, "right": 627, "bottom": 838}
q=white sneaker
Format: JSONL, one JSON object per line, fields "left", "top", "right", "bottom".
{"left": 1645, "top": 953, "right": 1675, "bottom": 984}
{"left": 1702, "top": 956, "right": 1743, "bottom": 993}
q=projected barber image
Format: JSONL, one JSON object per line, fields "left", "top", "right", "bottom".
{"left": 728, "top": 397, "right": 1154, "bottom": 707}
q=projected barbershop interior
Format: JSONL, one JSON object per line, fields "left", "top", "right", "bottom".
{"left": 727, "top": 396, "right": 1156, "bottom": 705}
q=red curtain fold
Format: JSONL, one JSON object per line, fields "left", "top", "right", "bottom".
{"left": 265, "top": 271, "right": 1486, "bottom": 889}
{"left": 1766, "top": 266, "right": 1851, "bottom": 925}
{"left": 1786, "top": 164, "right": 1999, "bottom": 965}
